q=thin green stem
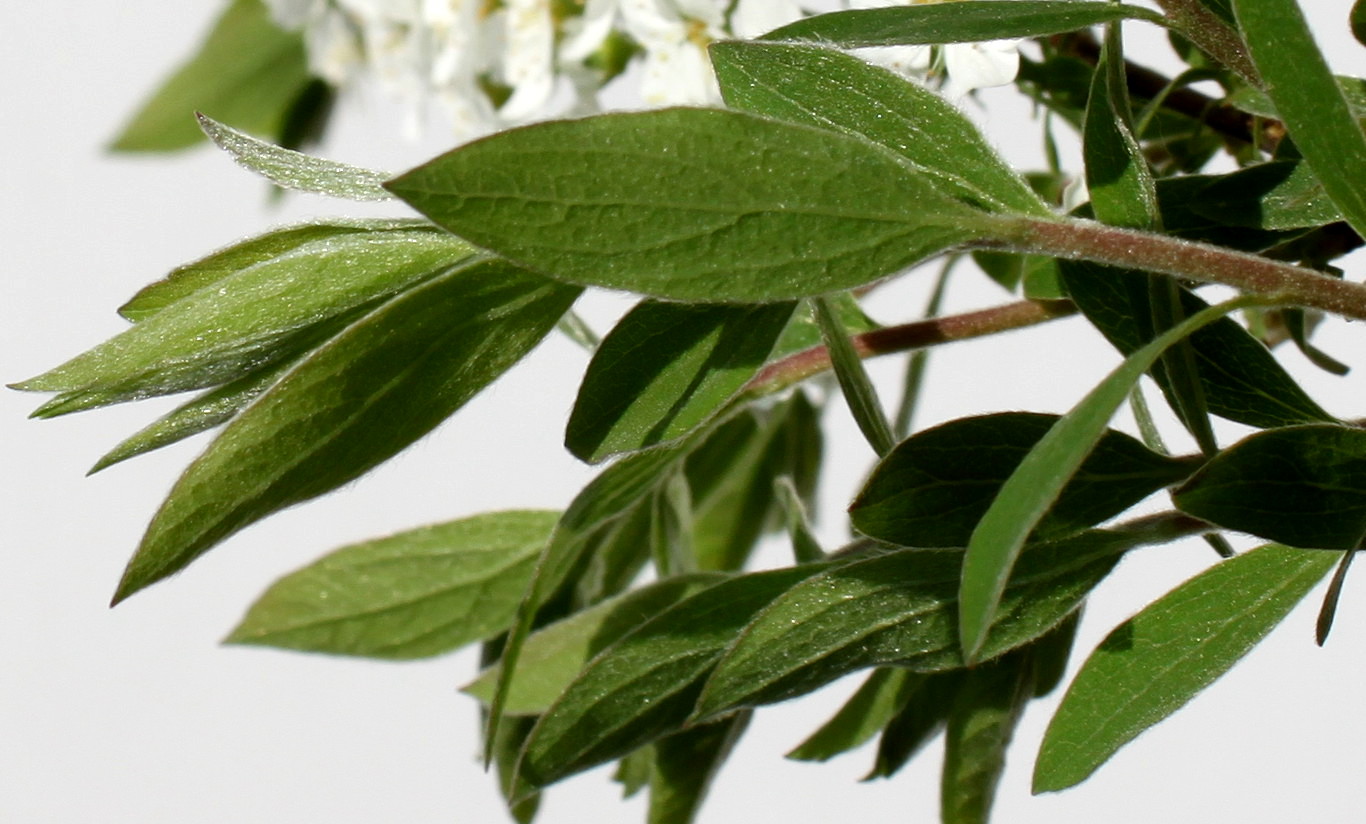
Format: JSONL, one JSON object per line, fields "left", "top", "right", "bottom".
{"left": 992, "top": 215, "right": 1366, "bottom": 322}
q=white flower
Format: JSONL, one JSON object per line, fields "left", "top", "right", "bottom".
{"left": 844, "top": 0, "right": 1021, "bottom": 98}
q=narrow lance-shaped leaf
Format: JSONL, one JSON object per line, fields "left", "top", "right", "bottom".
{"left": 866, "top": 671, "right": 962, "bottom": 780}
{"left": 118, "top": 219, "right": 428, "bottom": 321}
{"left": 694, "top": 528, "right": 1151, "bottom": 720}
{"left": 518, "top": 563, "right": 832, "bottom": 787}
{"left": 1034, "top": 544, "right": 1337, "bottom": 791}
{"left": 1233, "top": 0, "right": 1366, "bottom": 238}
{"left": 959, "top": 295, "right": 1260, "bottom": 662}
{"left": 761, "top": 2, "right": 1165, "bottom": 46}
{"left": 815, "top": 295, "right": 895, "bottom": 457}
{"left": 786, "top": 669, "right": 921, "bottom": 763}
{"left": 386, "top": 108, "right": 993, "bottom": 303}
{"left": 111, "top": 0, "right": 313, "bottom": 152}
{"left": 647, "top": 714, "right": 750, "bottom": 824}
{"left": 941, "top": 653, "right": 1035, "bottom": 824}
{"left": 463, "top": 573, "right": 726, "bottom": 715}
{"left": 710, "top": 41, "right": 1049, "bottom": 217}
{"left": 1058, "top": 261, "right": 1336, "bottom": 429}
{"left": 850, "top": 412, "right": 1199, "bottom": 549}
{"left": 112, "top": 259, "right": 579, "bottom": 602}
{"left": 1189, "top": 161, "right": 1345, "bottom": 231}
{"left": 225, "top": 510, "right": 559, "bottom": 659}
{"left": 566, "top": 300, "right": 798, "bottom": 463}
{"left": 16, "top": 226, "right": 473, "bottom": 416}
{"left": 1174, "top": 424, "right": 1366, "bottom": 549}
{"left": 198, "top": 113, "right": 393, "bottom": 201}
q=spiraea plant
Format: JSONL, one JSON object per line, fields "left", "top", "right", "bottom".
{"left": 15, "top": 1, "right": 1366, "bottom": 821}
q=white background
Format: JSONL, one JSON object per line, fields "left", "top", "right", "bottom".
{"left": 3, "top": 3, "right": 1364, "bottom": 822}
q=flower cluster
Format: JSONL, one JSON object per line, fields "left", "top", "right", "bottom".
{"left": 264, "top": 0, "right": 1020, "bottom": 137}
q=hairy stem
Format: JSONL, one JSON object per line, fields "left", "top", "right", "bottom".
{"left": 746, "top": 299, "right": 1076, "bottom": 396}
{"left": 993, "top": 215, "right": 1366, "bottom": 321}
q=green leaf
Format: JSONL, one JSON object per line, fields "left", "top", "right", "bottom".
{"left": 463, "top": 573, "right": 725, "bottom": 714}
{"left": 686, "top": 393, "right": 823, "bottom": 572}
{"left": 385, "top": 108, "right": 992, "bottom": 302}
{"left": 761, "top": 2, "right": 1165, "bottom": 46}
{"left": 1234, "top": 0, "right": 1366, "bottom": 238}
{"left": 1059, "top": 261, "right": 1336, "bottom": 429}
{"left": 198, "top": 114, "right": 393, "bottom": 201}
{"left": 111, "top": 259, "right": 579, "bottom": 602}
{"left": 1174, "top": 424, "right": 1366, "bottom": 549}
{"left": 224, "top": 510, "right": 558, "bottom": 659}
{"left": 647, "top": 714, "right": 750, "bottom": 824}
{"left": 787, "top": 668, "right": 920, "bottom": 763}
{"left": 710, "top": 41, "right": 1049, "bottom": 217}
{"left": 89, "top": 353, "right": 299, "bottom": 473}
{"left": 1189, "top": 161, "right": 1344, "bottom": 230}
{"left": 694, "top": 530, "right": 1136, "bottom": 720}
{"left": 815, "top": 295, "right": 895, "bottom": 457}
{"left": 17, "top": 225, "right": 472, "bottom": 415}
{"left": 118, "top": 219, "right": 427, "bottom": 322}
{"left": 940, "top": 654, "right": 1033, "bottom": 824}
{"left": 566, "top": 300, "right": 798, "bottom": 463}
{"left": 111, "top": 0, "right": 313, "bottom": 152}
{"left": 1353, "top": 0, "right": 1366, "bottom": 47}
{"left": 1082, "top": 32, "right": 1158, "bottom": 231}
{"left": 958, "top": 296, "right": 1257, "bottom": 662}
{"left": 866, "top": 671, "right": 961, "bottom": 780}
{"left": 518, "top": 563, "right": 832, "bottom": 787}
{"left": 492, "top": 714, "right": 541, "bottom": 824}
{"left": 1034, "top": 544, "right": 1337, "bottom": 792}
{"left": 850, "top": 413, "right": 1198, "bottom": 548}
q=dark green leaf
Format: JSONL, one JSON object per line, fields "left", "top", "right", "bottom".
{"left": 1174, "top": 424, "right": 1366, "bottom": 549}
{"left": 1034, "top": 544, "right": 1336, "bottom": 792}
{"left": 225, "top": 510, "right": 558, "bottom": 659}
{"left": 17, "top": 225, "right": 472, "bottom": 415}
{"left": 1190, "top": 161, "right": 1344, "bottom": 230}
{"left": 1059, "top": 261, "right": 1336, "bottom": 429}
{"left": 774, "top": 476, "right": 825, "bottom": 564}
{"left": 385, "top": 108, "right": 992, "bottom": 303}
{"left": 118, "top": 219, "right": 426, "bottom": 322}
{"left": 866, "top": 671, "right": 960, "bottom": 780}
{"left": 1353, "top": 0, "right": 1366, "bottom": 47}
{"left": 958, "top": 297, "right": 1257, "bottom": 662}
{"left": 567, "top": 300, "right": 798, "bottom": 463}
{"left": 1234, "top": 0, "right": 1366, "bottom": 238}
{"left": 686, "top": 393, "right": 823, "bottom": 572}
{"left": 493, "top": 714, "right": 541, "bottom": 824}
{"left": 647, "top": 714, "right": 750, "bottom": 824}
{"left": 111, "top": 259, "right": 579, "bottom": 602}
{"left": 463, "top": 573, "right": 726, "bottom": 714}
{"left": 198, "top": 114, "right": 392, "bottom": 201}
{"left": 694, "top": 530, "right": 1136, "bottom": 719}
{"left": 787, "top": 668, "right": 920, "bottom": 763}
{"left": 851, "top": 413, "right": 1197, "bottom": 549}
{"left": 1083, "top": 33, "right": 1158, "bottom": 231}
{"left": 761, "top": 2, "right": 1164, "bottom": 46}
{"left": 518, "top": 564, "right": 832, "bottom": 787}
{"left": 111, "top": 0, "right": 313, "bottom": 152}
{"left": 1316, "top": 549, "right": 1357, "bottom": 645}
{"left": 940, "top": 654, "right": 1033, "bottom": 824}
{"left": 1030, "top": 610, "right": 1081, "bottom": 698}
{"left": 710, "top": 41, "right": 1048, "bottom": 216}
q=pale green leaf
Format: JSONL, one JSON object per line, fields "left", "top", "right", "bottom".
{"left": 225, "top": 511, "right": 558, "bottom": 658}
{"left": 111, "top": 259, "right": 579, "bottom": 602}
{"left": 199, "top": 113, "right": 393, "bottom": 201}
